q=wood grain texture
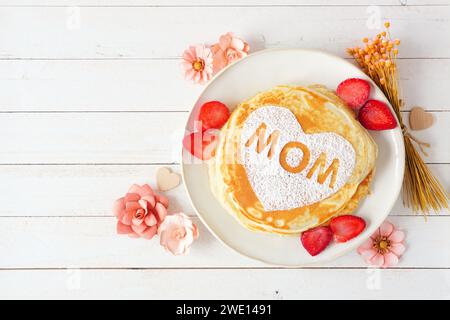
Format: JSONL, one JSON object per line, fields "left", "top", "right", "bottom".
{"left": 2, "top": 1, "right": 450, "bottom": 7}
{"left": 0, "top": 165, "right": 191, "bottom": 217}
{"left": 0, "top": 216, "right": 449, "bottom": 269}
{"left": 1, "top": 268, "right": 449, "bottom": 299}
{"left": 0, "top": 111, "right": 448, "bottom": 164}
{"left": 1, "top": 0, "right": 449, "bottom": 299}
{"left": 1, "top": 6, "right": 449, "bottom": 59}
{"left": 0, "top": 59, "right": 449, "bottom": 112}
{"left": 0, "top": 164, "right": 447, "bottom": 217}
{"left": 0, "top": 112, "right": 187, "bottom": 164}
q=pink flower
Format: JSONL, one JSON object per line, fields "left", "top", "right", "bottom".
{"left": 158, "top": 213, "right": 199, "bottom": 255}
{"left": 211, "top": 32, "right": 250, "bottom": 73}
{"left": 357, "top": 221, "right": 406, "bottom": 268}
{"left": 113, "top": 184, "right": 169, "bottom": 239}
{"left": 181, "top": 44, "right": 213, "bottom": 85}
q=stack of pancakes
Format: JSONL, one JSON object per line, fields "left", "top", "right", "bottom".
{"left": 208, "top": 85, "right": 378, "bottom": 235}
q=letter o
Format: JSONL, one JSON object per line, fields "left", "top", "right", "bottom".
{"left": 279, "top": 141, "right": 311, "bottom": 174}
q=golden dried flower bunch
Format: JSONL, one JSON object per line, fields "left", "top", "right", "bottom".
{"left": 347, "top": 22, "right": 400, "bottom": 108}
{"left": 347, "top": 22, "right": 448, "bottom": 215}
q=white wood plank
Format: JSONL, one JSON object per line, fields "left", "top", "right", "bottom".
{"left": 0, "top": 111, "right": 448, "bottom": 164}
{"left": 0, "top": 59, "right": 198, "bottom": 112}
{"left": 0, "top": 165, "right": 192, "bottom": 216}
{"left": 1, "top": 268, "right": 449, "bottom": 299}
{"left": 390, "top": 164, "right": 450, "bottom": 215}
{"left": 0, "top": 59, "right": 448, "bottom": 112}
{"left": 0, "top": 216, "right": 448, "bottom": 268}
{"left": 0, "top": 112, "right": 187, "bottom": 164}
{"left": 2, "top": 1, "right": 450, "bottom": 7}
{"left": 0, "top": 164, "right": 447, "bottom": 217}
{"left": 0, "top": 6, "right": 449, "bottom": 59}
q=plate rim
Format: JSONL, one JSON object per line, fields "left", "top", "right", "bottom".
{"left": 180, "top": 48, "right": 405, "bottom": 266}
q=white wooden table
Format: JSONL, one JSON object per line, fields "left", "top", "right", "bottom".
{"left": 0, "top": 0, "right": 449, "bottom": 300}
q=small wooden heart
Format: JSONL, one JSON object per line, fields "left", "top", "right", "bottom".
{"left": 156, "top": 167, "right": 181, "bottom": 191}
{"left": 409, "top": 107, "right": 434, "bottom": 131}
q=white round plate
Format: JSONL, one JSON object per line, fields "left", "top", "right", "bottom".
{"left": 181, "top": 49, "right": 405, "bottom": 266}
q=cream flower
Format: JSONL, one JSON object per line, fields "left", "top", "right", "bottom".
{"left": 158, "top": 213, "right": 199, "bottom": 255}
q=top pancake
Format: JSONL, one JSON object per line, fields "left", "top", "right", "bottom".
{"left": 208, "top": 85, "right": 378, "bottom": 235}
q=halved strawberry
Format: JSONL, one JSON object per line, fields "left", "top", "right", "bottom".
{"left": 358, "top": 99, "right": 397, "bottom": 130}
{"left": 183, "top": 130, "right": 218, "bottom": 160}
{"left": 336, "top": 78, "right": 371, "bottom": 109}
{"left": 198, "top": 101, "right": 230, "bottom": 130}
{"left": 329, "top": 215, "right": 366, "bottom": 243}
{"left": 300, "top": 226, "right": 333, "bottom": 256}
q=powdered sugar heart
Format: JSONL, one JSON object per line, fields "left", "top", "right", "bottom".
{"left": 241, "top": 106, "right": 356, "bottom": 212}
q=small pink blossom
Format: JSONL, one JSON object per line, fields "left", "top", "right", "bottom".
{"left": 158, "top": 213, "right": 199, "bottom": 255}
{"left": 358, "top": 220, "right": 406, "bottom": 268}
{"left": 113, "top": 184, "right": 169, "bottom": 239}
{"left": 211, "top": 32, "right": 250, "bottom": 74}
{"left": 181, "top": 44, "right": 213, "bottom": 84}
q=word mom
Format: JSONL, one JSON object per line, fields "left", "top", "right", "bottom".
{"left": 245, "top": 123, "right": 340, "bottom": 188}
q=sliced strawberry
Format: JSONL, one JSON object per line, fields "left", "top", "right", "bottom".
{"left": 183, "top": 130, "right": 219, "bottom": 160}
{"left": 358, "top": 99, "right": 397, "bottom": 130}
{"left": 300, "top": 226, "right": 333, "bottom": 256}
{"left": 329, "top": 215, "right": 366, "bottom": 243}
{"left": 198, "top": 100, "right": 230, "bottom": 130}
{"left": 336, "top": 78, "right": 371, "bottom": 109}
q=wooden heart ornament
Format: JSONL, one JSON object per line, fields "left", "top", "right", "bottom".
{"left": 156, "top": 167, "right": 181, "bottom": 191}
{"left": 240, "top": 106, "right": 356, "bottom": 212}
{"left": 409, "top": 107, "right": 434, "bottom": 131}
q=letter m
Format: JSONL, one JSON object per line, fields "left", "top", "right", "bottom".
{"left": 245, "top": 123, "right": 280, "bottom": 159}
{"left": 306, "top": 153, "right": 340, "bottom": 188}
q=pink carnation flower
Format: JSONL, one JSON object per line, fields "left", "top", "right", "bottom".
{"left": 181, "top": 44, "right": 213, "bottom": 85}
{"left": 158, "top": 213, "right": 199, "bottom": 255}
{"left": 358, "top": 220, "right": 406, "bottom": 268}
{"left": 211, "top": 32, "right": 250, "bottom": 73}
{"left": 113, "top": 184, "right": 168, "bottom": 239}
